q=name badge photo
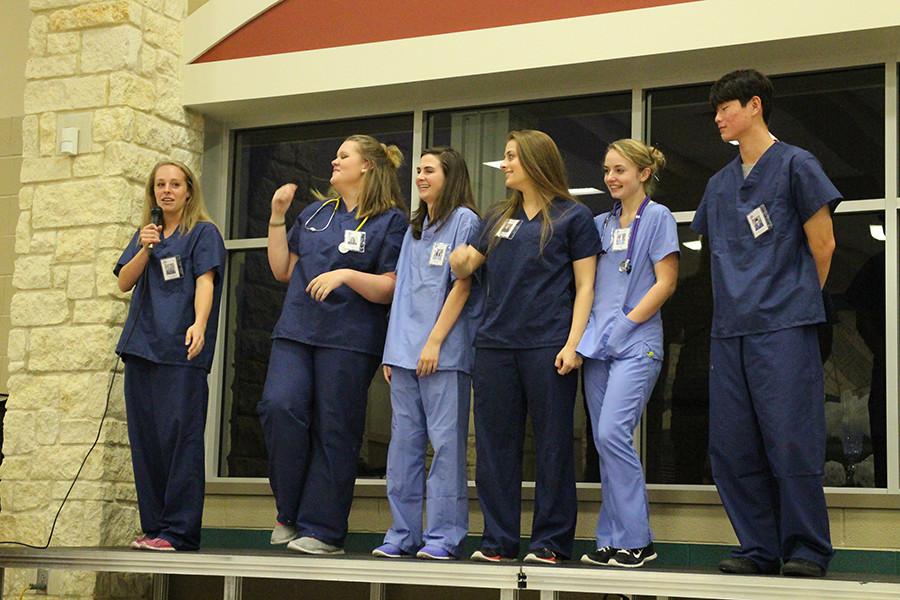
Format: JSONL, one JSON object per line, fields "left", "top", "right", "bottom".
{"left": 611, "top": 227, "right": 631, "bottom": 252}
{"left": 160, "top": 255, "right": 183, "bottom": 281}
{"left": 496, "top": 218, "right": 522, "bottom": 240}
{"left": 429, "top": 242, "right": 449, "bottom": 266}
{"left": 339, "top": 230, "right": 366, "bottom": 254}
{"left": 746, "top": 204, "right": 773, "bottom": 238}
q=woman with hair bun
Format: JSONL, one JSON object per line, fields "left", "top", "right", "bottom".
{"left": 258, "top": 135, "right": 408, "bottom": 555}
{"left": 578, "top": 139, "right": 679, "bottom": 568}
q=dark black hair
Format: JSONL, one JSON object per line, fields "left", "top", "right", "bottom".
{"left": 709, "top": 69, "right": 774, "bottom": 124}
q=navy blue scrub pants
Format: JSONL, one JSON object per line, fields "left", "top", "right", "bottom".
{"left": 124, "top": 356, "right": 209, "bottom": 551}
{"left": 258, "top": 338, "right": 379, "bottom": 547}
{"left": 473, "top": 347, "right": 578, "bottom": 559}
{"left": 709, "top": 325, "right": 833, "bottom": 571}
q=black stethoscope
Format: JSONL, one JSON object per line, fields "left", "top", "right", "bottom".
{"left": 598, "top": 196, "right": 651, "bottom": 274}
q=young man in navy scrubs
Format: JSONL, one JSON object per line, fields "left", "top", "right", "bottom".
{"left": 692, "top": 70, "right": 840, "bottom": 577}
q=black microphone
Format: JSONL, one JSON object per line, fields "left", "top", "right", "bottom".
{"left": 148, "top": 206, "right": 163, "bottom": 252}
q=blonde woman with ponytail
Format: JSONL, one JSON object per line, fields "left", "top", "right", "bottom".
{"left": 577, "top": 139, "right": 679, "bottom": 569}
{"left": 449, "top": 130, "right": 601, "bottom": 564}
{"left": 258, "top": 135, "right": 408, "bottom": 555}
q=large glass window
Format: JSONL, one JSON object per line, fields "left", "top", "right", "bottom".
{"left": 646, "top": 66, "right": 885, "bottom": 213}
{"left": 428, "top": 93, "right": 631, "bottom": 217}
{"left": 220, "top": 115, "right": 413, "bottom": 478}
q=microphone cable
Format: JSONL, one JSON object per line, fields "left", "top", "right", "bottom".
{"left": 0, "top": 241, "right": 152, "bottom": 549}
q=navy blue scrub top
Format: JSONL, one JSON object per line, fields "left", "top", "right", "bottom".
{"left": 273, "top": 198, "right": 407, "bottom": 357}
{"left": 470, "top": 197, "right": 601, "bottom": 349}
{"left": 114, "top": 221, "right": 226, "bottom": 372}
{"left": 691, "top": 142, "right": 842, "bottom": 338}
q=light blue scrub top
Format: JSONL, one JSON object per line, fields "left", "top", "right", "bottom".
{"left": 577, "top": 201, "right": 679, "bottom": 361}
{"left": 691, "top": 142, "right": 841, "bottom": 338}
{"left": 382, "top": 207, "right": 483, "bottom": 374}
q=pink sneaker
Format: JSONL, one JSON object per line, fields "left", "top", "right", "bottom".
{"left": 142, "top": 537, "right": 176, "bottom": 552}
{"left": 130, "top": 535, "right": 149, "bottom": 550}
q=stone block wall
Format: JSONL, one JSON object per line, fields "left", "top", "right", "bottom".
{"left": 1, "top": 1, "right": 201, "bottom": 598}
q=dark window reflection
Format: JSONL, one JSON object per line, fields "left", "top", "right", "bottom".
{"left": 647, "top": 66, "right": 885, "bottom": 213}
{"left": 826, "top": 212, "right": 887, "bottom": 488}
{"left": 221, "top": 115, "right": 413, "bottom": 478}
{"left": 645, "top": 213, "right": 886, "bottom": 487}
{"left": 645, "top": 225, "right": 713, "bottom": 485}
{"left": 428, "top": 93, "right": 631, "bottom": 217}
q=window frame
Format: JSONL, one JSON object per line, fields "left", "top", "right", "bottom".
{"left": 199, "top": 56, "right": 899, "bottom": 500}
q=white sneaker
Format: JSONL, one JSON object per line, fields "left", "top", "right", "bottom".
{"left": 270, "top": 522, "right": 298, "bottom": 545}
{"left": 287, "top": 536, "right": 345, "bottom": 555}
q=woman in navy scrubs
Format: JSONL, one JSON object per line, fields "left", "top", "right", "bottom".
{"left": 116, "top": 161, "right": 226, "bottom": 552}
{"left": 577, "top": 140, "right": 679, "bottom": 568}
{"left": 450, "top": 130, "right": 600, "bottom": 564}
{"left": 374, "top": 147, "right": 481, "bottom": 561}
{"left": 259, "top": 135, "right": 407, "bottom": 554}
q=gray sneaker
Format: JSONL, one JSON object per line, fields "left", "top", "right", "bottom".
{"left": 270, "top": 522, "right": 298, "bottom": 545}
{"left": 287, "top": 536, "right": 345, "bottom": 555}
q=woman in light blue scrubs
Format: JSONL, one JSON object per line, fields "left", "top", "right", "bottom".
{"left": 450, "top": 130, "right": 600, "bottom": 564}
{"left": 373, "top": 147, "right": 481, "bottom": 561}
{"left": 116, "top": 161, "right": 226, "bottom": 552}
{"left": 577, "top": 139, "right": 679, "bottom": 568}
{"left": 259, "top": 135, "right": 407, "bottom": 554}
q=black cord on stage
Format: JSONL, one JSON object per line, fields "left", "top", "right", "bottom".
{"left": 0, "top": 255, "right": 150, "bottom": 549}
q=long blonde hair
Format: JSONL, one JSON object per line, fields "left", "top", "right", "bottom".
{"left": 344, "top": 134, "right": 407, "bottom": 218}
{"left": 486, "top": 130, "right": 574, "bottom": 254}
{"left": 141, "top": 160, "right": 212, "bottom": 234}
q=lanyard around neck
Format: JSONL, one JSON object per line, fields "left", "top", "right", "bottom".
{"left": 618, "top": 196, "right": 651, "bottom": 274}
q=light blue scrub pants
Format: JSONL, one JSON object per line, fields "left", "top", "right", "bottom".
{"left": 584, "top": 353, "right": 661, "bottom": 549}
{"left": 383, "top": 368, "right": 471, "bottom": 556}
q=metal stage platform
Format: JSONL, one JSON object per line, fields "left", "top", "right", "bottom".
{"left": 2, "top": 547, "right": 900, "bottom": 600}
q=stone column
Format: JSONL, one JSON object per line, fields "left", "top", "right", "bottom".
{"left": 1, "top": 1, "right": 202, "bottom": 598}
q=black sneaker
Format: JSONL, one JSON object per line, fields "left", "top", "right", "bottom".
{"left": 608, "top": 543, "right": 657, "bottom": 568}
{"left": 719, "top": 556, "right": 780, "bottom": 575}
{"left": 470, "top": 548, "right": 515, "bottom": 563}
{"left": 523, "top": 547, "right": 560, "bottom": 564}
{"left": 782, "top": 559, "right": 826, "bottom": 577}
{"left": 580, "top": 546, "right": 618, "bottom": 566}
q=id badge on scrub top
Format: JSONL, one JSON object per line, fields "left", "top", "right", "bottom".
{"left": 429, "top": 242, "right": 449, "bottom": 266}
{"left": 746, "top": 204, "right": 773, "bottom": 239}
{"left": 611, "top": 227, "right": 630, "bottom": 252}
{"left": 495, "top": 218, "right": 522, "bottom": 240}
{"left": 339, "top": 230, "right": 366, "bottom": 254}
{"left": 160, "top": 255, "right": 183, "bottom": 281}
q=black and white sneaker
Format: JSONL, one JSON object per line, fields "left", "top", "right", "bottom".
{"left": 580, "top": 546, "right": 618, "bottom": 566}
{"left": 523, "top": 547, "right": 560, "bottom": 564}
{"left": 608, "top": 543, "right": 657, "bottom": 568}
